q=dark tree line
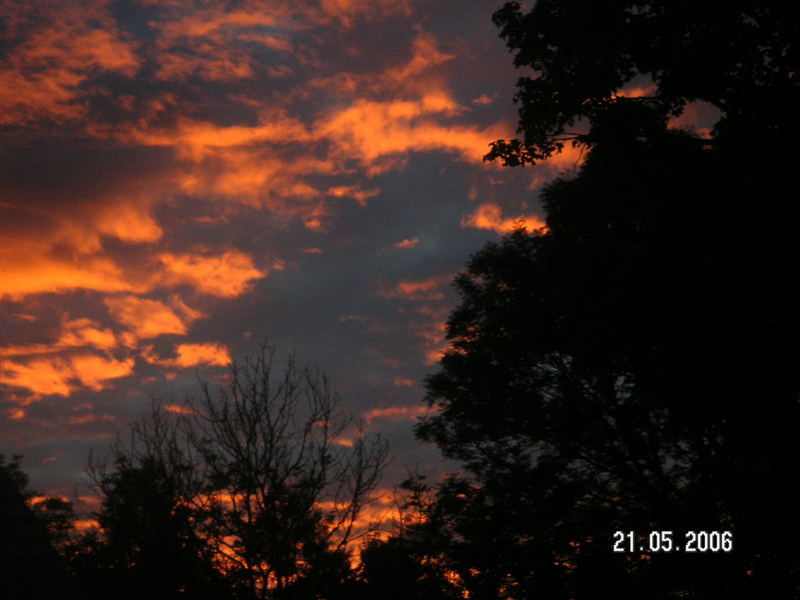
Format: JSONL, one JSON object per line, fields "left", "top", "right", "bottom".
{"left": 2, "top": 349, "right": 390, "bottom": 600}
{"left": 0, "top": 456, "right": 86, "bottom": 600}
{"left": 382, "top": 2, "right": 800, "bottom": 599}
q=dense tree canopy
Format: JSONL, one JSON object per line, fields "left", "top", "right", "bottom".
{"left": 74, "top": 455, "right": 227, "bottom": 600}
{"left": 414, "top": 2, "right": 800, "bottom": 598}
{"left": 0, "top": 456, "right": 85, "bottom": 600}
{"left": 486, "top": 0, "right": 800, "bottom": 165}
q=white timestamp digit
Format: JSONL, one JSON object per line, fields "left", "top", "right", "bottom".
{"left": 649, "top": 530, "right": 673, "bottom": 552}
{"left": 685, "top": 530, "right": 733, "bottom": 552}
{"left": 613, "top": 530, "right": 635, "bottom": 552}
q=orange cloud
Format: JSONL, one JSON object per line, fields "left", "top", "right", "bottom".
{"left": 393, "top": 377, "right": 415, "bottom": 387}
{"left": 0, "top": 250, "right": 134, "bottom": 300}
{"left": 73, "top": 519, "right": 100, "bottom": 533}
{"left": 472, "top": 94, "right": 495, "bottom": 106}
{"left": 0, "top": 4, "right": 138, "bottom": 126}
{"left": 148, "top": 7, "right": 291, "bottom": 82}
{"left": 381, "top": 276, "right": 450, "bottom": 302}
{"left": 57, "top": 319, "right": 118, "bottom": 350}
{"left": 0, "top": 318, "right": 116, "bottom": 358}
{"left": 163, "top": 403, "right": 201, "bottom": 415}
{"left": 320, "top": 93, "right": 509, "bottom": 170}
{"left": 416, "top": 320, "right": 449, "bottom": 366}
{"left": 69, "top": 354, "right": 135, "bottom": 391}
{"left": 393, "top": 237, "right": 420, "bottom": 249}
{"left": 326, "top": 185, "right": 381, "bottom": 207}
{"left": 382, "top": 32, "right": 454, "bottom": 87}
{"left": 116, "top": 115, "right": 310, "bottom": 161}
{"left": 155, "top": 48, "right": 255, "bottom": 82}
{"left": 95, "top": 202, "right": 163, "bottom": 244}
{"left": 157, "top": 10, "right": 283, "bottom": 40}
{"left": 158, "top": 250, "right": 266, "bottom": 297}
{"left": 7, "top": 408, "right": 26, "bottom": 420}
{"left": 61, "top": 23, "right": 515, "bottom": 238}
{"left": 668, "top": 100, "right": 719, "bottom": 139}
{"left": 313, "top": 0, "right": 413, "bottom": 27}
{"left": 172, "top": 145, "right": 339, "bottom": 229}
{"left": 363, "top": 405, "right": 433, "bottom": 424}
{"left": 615, "top": 82, "right": 657, "bottom": 99}
{"left": 0, "top": 0, "right": 546, "bottom": 416}
{"left": 0, "top": 194, "right": 174, "bottom": 301}
{"left": 303, "top": 30, "right": 451, "bottom": 101}
{"left": 146, "top": 342, "right": 231, "bottom": 369}
{"left": 461, "top": 203, "right": 547, "bottom": 235}
{"left": 104, "top": 295, "right": 203, "bottom": 339}
{"left": 0, "top": 353, "right": 134, "bottom": 397}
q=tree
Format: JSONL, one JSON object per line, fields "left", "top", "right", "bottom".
{"left": 410, "top": 4, "right": 800, "bottom": 596}
{"left": 84, "top": 347, "right": 389, "bottom": 600}
{"left": 485, "top": 0, "right": 800, "bottom": 166}
{"left": 417, "top": 107, "right": 800, "bottom": 596}
{"left": 0, "top": 455, "right": 86, "bottom": 600}
{"left": 74, "top": 454, "right": 227, "bottom": 600}
{"left": 357, "top": 477, "right": 463, "bottom": 600}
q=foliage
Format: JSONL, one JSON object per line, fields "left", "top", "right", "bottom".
{"left": 416, "top": 15, "right": 800, "bottom": 591}
{"left": 0, "top": 455, "right": 86, "bottom": 599}
{"left": 354, "top": 475, "right": 464, "bottom": 600}
{"left": 74, "top": 455, "right": 226, "bottom": 600}
{"left": 486, "top": 0, "right": 800, "bottom": 165}
{"left": 80, "top": 347, "right": 389, "bottom": 600}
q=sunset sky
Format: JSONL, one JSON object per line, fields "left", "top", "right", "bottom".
{"left": 0, "top": 0, "right": 593, "bottom": 503}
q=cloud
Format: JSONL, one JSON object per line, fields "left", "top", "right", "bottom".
{"left": 0, "top": 353, "right": 134, "bottom": 398}
{"left": 0, "top": 2, "right": 138, "bottom": 126}
{"left": 302, "top": 30, "right": 452, "bottom": 100}
{"left": 326, "top": 185, "right": 381, "bottom": 207}
{"left": 461, "top": 202, "right": 547, "bottom": 235}
{"left": 0, "top": 159, "right": 175, "bottom": 301}
{"left": 163, "top": 404, "right": 201, "bottom": 415}
{"left": 381, "top": 276, "right": 450, "bottom": 302}
{"left": 95, "top": 202, "right": 164, "bottom": 244}
{"left": 312, "top": 0, "right": 413, "bottom": 28}
{"left": 382, "top": 32, "right": 455, "bottom": 87}
{"left": 6, "top": 407, "right": 26, "bottom": 420}
{"left": 415, "top": 319, "right": 449, "bottom": 366}
{"left": 0, "top": 319, "right": 117, "bottom": 358}
{"left": 0, "top": 251, "right": 134, "bottom": 300}
{"left": 0, "top": 0, "right": 550, "bottom": 499}
{"left": 158, "top": 250, "right": 266, "bottom": 297}
{"left": 55, "top": 319, "right": 118, "bottom": 351}
{"left": 149, "top": 342, "right": 232, "bottom": 368}
{"left": 363, "top": 405, "right": 433, "bottom": 424}
{"left": 146, "top": 6, "right": 292, "bottom": 82}
{"left": 120, "top": 115, "right": 310, "bottom": 159}
{"left": 104, "top": 295, "right": 204, "bottom": 339}
{"left": 393, "top": 237, "right": 420, "bottom": 249}
{"left": 472, "top": 94, "right": 495, "bottom": 106}
{"left": 320, "top": 93, "right": 508, "bottom": 170}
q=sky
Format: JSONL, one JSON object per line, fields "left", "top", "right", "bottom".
{"left": 0, "top": 0, "right": 588, "bottom": 506}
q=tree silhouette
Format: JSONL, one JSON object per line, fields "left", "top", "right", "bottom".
{"left": 0, "top": 455, "right": 86, "bottom": 600}
{"left": 486, "top": 0, "right": 800, "bottom": 166}
{"left": 73, "top": 455, "right": 228, "bottom": 600}
{"left": 417, "top": 83, "right": 800, "bottom": 597}
{"left": 82, "top": 347, "right": 389, "bottom": 600}
{"left": 359, "top": 534, "right": 461, "bottom": 600}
